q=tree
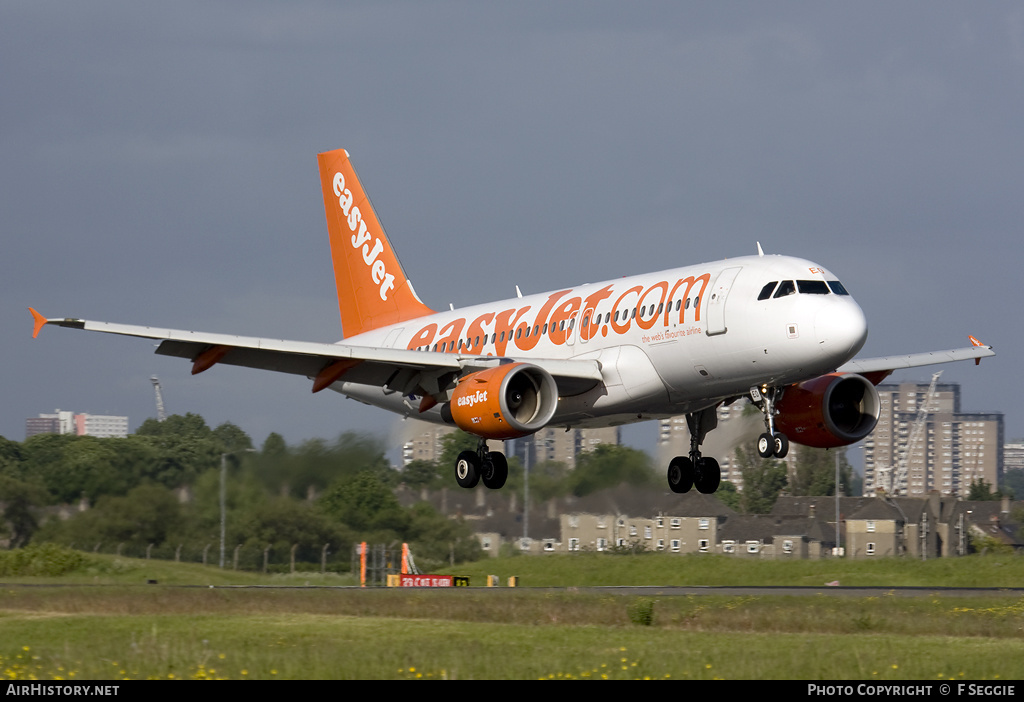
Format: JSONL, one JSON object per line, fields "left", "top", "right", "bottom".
{"left": 789, "top": 445, "right": 853, "bottom": 497}
{"left": 508, "top": 458, "right": 567, "bottom": 503}
{"left": 734, "top": 446, "right": 787, "bottom": 514}
{"left": 35, "top": 484, "right": 184, "bottom": 550}
{"left": 261, "top": 432, "right": 288, "bottom": 459}
{"left": 400, "top": 459, "right": 447, "bottom": 490}
{"left": 1012, "top": 506, "right": 1024, "bottom": 545}
{"left": 134, "top": 413, "right": 221, "bottom": 488}
{"left": 0, "top": 437, "right": 26, "bottom": 478}
{"left": 22, "top": 434, "right": 138, "bottom": 504}
{"left": 437, "top": 431, "right": 481, "bottom": 471}
{"left": 406, "top": 502, "right": 483, "bottom": 566}
{"left": 0, "top": 476, "right": 46, "bottom": 548}
{"left": 566, "top": 445, "right": 656, "bottom": 497}
{"left": 714, "top": 480, "right": 740, "bottom": 511}
{"left": 260, "top": 432, "right": 393, "bottom": 499}
{"left": 1003, "top": 469, "right": 1023, "bottom": 500}
{"left": 233, "top": 496, "right": 348, "bottom": 566}
{"left": 212, "top": 422, "right": 253, "bottom": 454}
{"left": 319, "top": 471, "right": 410, "bottom": 537}
{"left": 967, "top": 478, "right": 1002, "bottom": 501}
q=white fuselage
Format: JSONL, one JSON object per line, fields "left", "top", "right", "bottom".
{"left": 333, "top": 254, "right": 868, "bottom": 429}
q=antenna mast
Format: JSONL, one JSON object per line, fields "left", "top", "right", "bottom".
{"left": 878, "top": 371, "right": 942, "bottom": 496}
{"left": 150, "top": 376, "right": 167, "bottom": 422}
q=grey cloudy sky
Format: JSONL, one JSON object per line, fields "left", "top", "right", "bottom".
{"left": 4, "top": 2, "right": 1022, "bottom": 459}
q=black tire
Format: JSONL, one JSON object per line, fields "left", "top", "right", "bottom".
{"left": 695, "top": 457, "right": 721, "bottom": 494}
{"left": 757, "top": 433, "right": 774, "bottom": 458}
{"left": 455, "top": 450, "right": 480, "bottom": 489}
{"left": 482, "top": 452, "right": 508, "bottom": 490}
{"left": 667, "top": 456, "right": 694, "bottom": 494}
{"left": 773, "top": 433, "right": 790, "bottom": 459}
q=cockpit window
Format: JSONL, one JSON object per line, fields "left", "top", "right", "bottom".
{"left": 757, "top": 282, "right": 778, "bottom": 300}
{"left": 797, "top": 280, "right": 830, "bottom": 295}
{"left": 773, "top": 280, "right": 796, "bottom": 298}
{"left": 828, "top": 280, "right": 850, "bottom": 295}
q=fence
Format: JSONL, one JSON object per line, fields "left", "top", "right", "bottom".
{"left": 65, "top": 540, "right": 346, "bottom": 574}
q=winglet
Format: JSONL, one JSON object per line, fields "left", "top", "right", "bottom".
{"left": 969, "top": 335, "right": 986, "bottom": 365}
{"left": 29, "top": 307, "right": 48, "bottom": 339}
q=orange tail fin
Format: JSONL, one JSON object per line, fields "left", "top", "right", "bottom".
{"left": 318, "top": 149, "right": 435, "bottom": 337}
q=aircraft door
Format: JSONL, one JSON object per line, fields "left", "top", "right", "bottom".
{"left": 566, "top": 310, "right": 581, "bottom": 346}
{"left": 706, "top": 267, "right": 742, "bottom": 336}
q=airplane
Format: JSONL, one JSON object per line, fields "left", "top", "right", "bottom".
{"left": 30, "top": 148, "right": 995, "bottom": 495}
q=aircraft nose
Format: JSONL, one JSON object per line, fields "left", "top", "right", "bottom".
{"left": 814, "top": 299, "right": 868, "bottom": 362}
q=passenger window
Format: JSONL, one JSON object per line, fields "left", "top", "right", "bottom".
{"left": 797, "top": 280, "right": 830, "bottom": 295}
{"left": 675, "top": 299, "right": 681, "bottom": 312}
{"left": 758, "top": 282, "right": 778, "bottom": 300}
{"left": 773, "top": 281, "right": 796, "bottom": 298}
{"left": 828, "top": 280, "right": 850, "bottom": 295}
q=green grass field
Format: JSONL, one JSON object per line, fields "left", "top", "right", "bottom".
{"left": 2, "top": 549, "right": 1023, "bottom": 680}
{"left": 440, "top": 551, "right": 1024, "bottom": 588}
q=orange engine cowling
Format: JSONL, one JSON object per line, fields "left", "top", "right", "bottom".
{"left": 774, "top": 373, "right": 881, "bottom": 449}
{"left": 445, "top": 363, "right": 558, "bottom": 440}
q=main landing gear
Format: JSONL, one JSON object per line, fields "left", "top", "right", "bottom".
{"left": 666, "top": 408, "right": 722, "bottom": 494}
{"left": 751, "top": 385, "right": 789, "bottom": 459}
{"left": 454, "top": 439, "right": 508, "bottom": 490}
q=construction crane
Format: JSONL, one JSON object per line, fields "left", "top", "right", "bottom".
{"left": 150, "top": 376, "right": 167, "bottom": 422}
{"left": 877, "top": 370, "right": 942, "bottom": 496}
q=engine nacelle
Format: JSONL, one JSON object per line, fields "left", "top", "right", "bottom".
{"left": 774, "top": 373, "right": 881, "bottom": 449}
{"left": 444, "top": 363, "right": 558, "bottom": 440}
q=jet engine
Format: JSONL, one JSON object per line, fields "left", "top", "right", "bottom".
{"left": 443, "top": 363, "right": 559, "bottom": 440}
{"left": 774, "top": 372, "right": 881, "bottom": 448}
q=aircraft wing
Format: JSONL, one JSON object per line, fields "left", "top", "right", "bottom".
{"left": 29, "top": 309, "right": 603, "bottom": 400}
{"left": 836, "top": 337, "right": 995, "bottom": 384}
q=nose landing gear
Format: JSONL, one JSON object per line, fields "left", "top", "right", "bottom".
{"left": 751, "top": 385, "right": 789, "bottom": 459}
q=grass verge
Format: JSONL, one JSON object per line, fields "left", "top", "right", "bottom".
{"left": 1, "top": 587, "right": 1023, "bottom": 680}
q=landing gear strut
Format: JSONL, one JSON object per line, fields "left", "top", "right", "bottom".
{"left": 455, "top": 439, "right": 508, "bottom": 490}
{"left": 751, "top": 385, "right": 789, "bottom": 458}
{"left": 666, "top": 407, "right": 721, "bottom": 494}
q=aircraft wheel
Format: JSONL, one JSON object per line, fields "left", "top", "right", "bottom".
{"left": 482, "top": 452, "right": 508, "bottom": 490}
{"left": 757, "top": 433, "right": 774, "bottom": 458}
{"left": 773, "top": 433, "right": 790, "bottom": 459}
{"left": 667, "top": 456, "right": 694, "bottom": 494}
{"left": 694, "top": 457, "right": 721, "bottom": 494}
{"left": 455, "top": 450, "right": 480, "bottom": 489}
